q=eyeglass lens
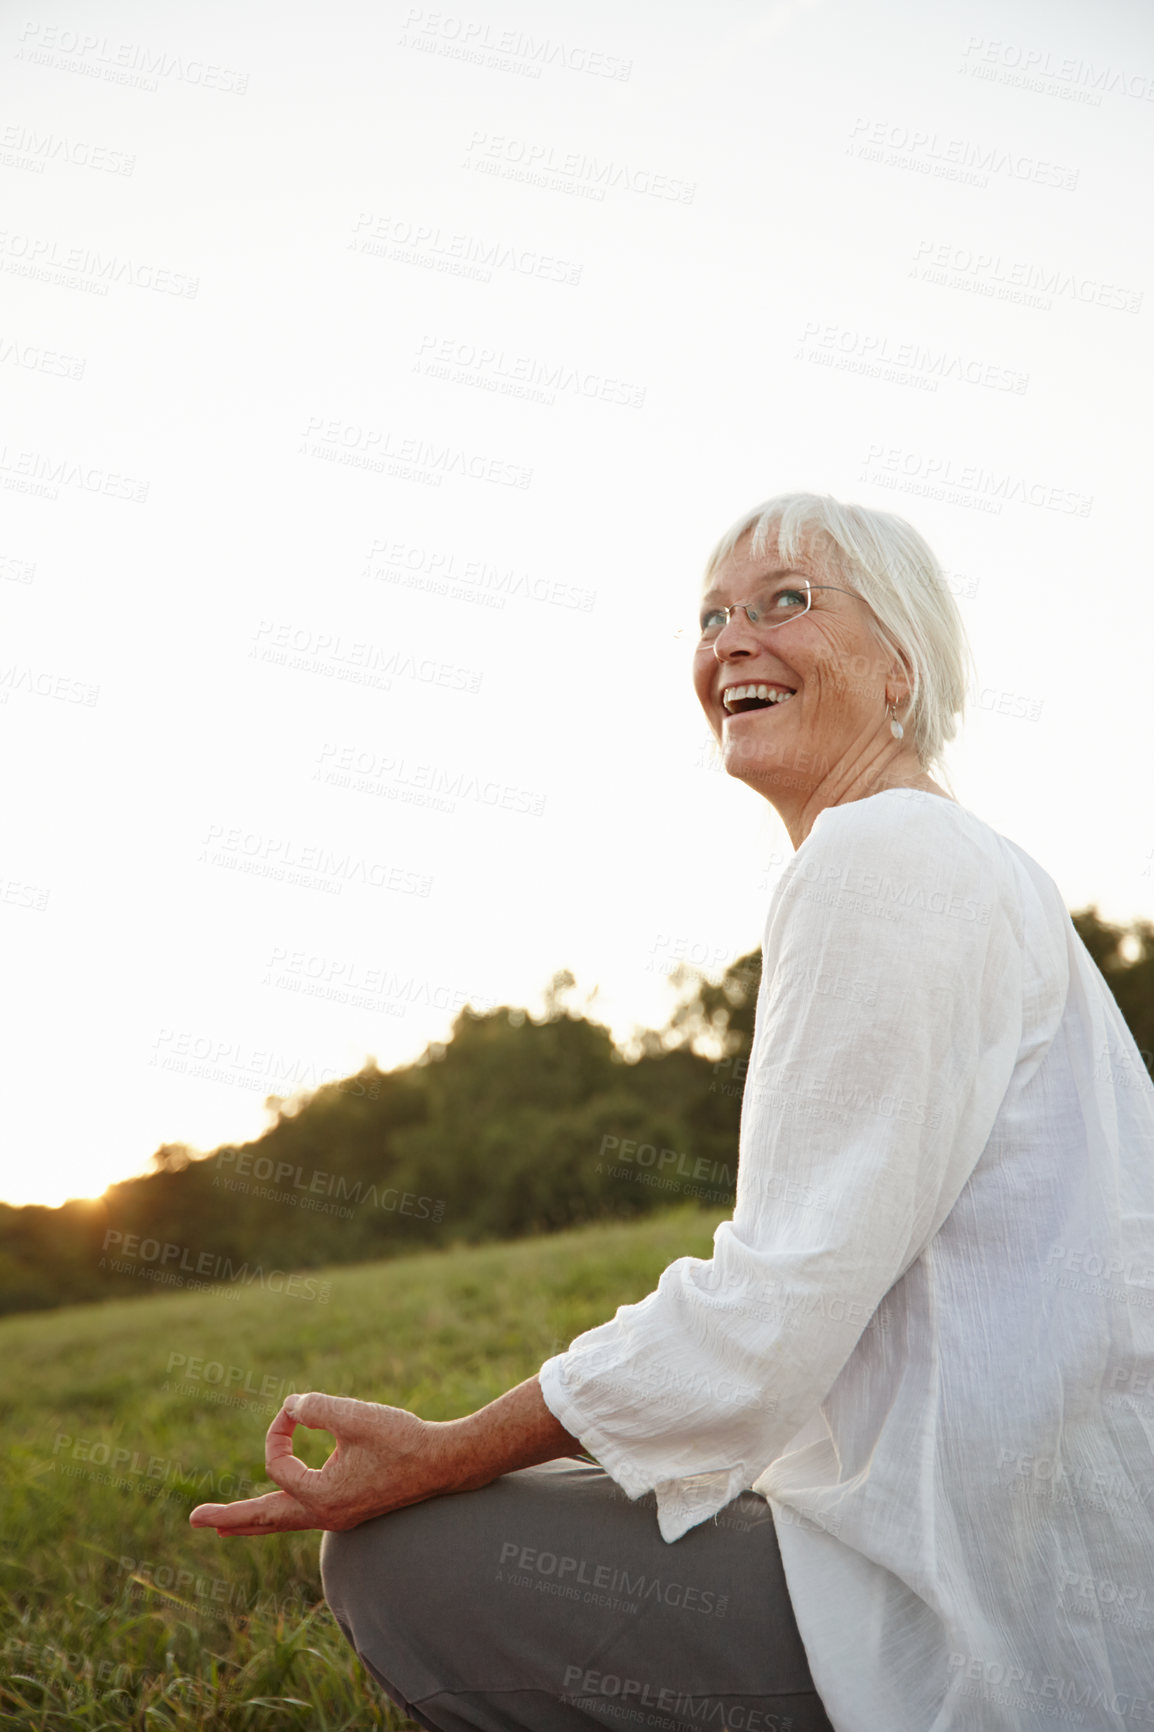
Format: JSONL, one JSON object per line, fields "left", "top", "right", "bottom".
{"left": 699, "top": 581, "right": 810, "bottom": 641}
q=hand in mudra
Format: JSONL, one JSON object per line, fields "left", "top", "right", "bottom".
{"left": 188, "top": 1393, "right": 436, "bottom": 1537}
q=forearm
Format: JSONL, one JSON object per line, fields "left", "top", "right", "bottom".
{"left": 430, "top": 1375, "right": 586, "bottom": 1495}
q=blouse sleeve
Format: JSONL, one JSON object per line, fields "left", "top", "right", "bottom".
{"left": 537, "top": 794, "right": 1025, "bottom": 1541}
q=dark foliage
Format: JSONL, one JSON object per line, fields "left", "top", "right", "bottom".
{"left": 1, "top": 908, "right": 1149, "bottom": 1315}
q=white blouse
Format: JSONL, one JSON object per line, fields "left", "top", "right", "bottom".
{"left": 539, "top": 788, "right": 1154, "bottom": 1732}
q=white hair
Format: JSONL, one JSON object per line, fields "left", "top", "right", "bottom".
{"left": 704, "top": 491, "right": 973, "bottom": 771}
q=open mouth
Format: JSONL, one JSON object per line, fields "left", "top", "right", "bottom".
{"left": 721, "top": 683, "right": 797, "bottom": 718}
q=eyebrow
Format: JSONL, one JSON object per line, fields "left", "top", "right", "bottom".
{"left": 700, "top": 567, "right": 804, "bottom": 602}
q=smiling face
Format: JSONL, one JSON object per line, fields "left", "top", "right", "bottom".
{"left": 692, "top": 529, "right": 917, "bottom": 834}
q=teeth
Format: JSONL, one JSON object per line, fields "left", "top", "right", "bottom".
{"left": 721, "top": 684, "right": 796, "bottom": 712}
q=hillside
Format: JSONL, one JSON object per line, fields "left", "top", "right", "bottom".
{"left": 1, "top": 1204, "right": 726, "bottom": 1730}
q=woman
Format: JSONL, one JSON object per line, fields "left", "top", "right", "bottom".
{"left": 191, "top": 492, "right": 1154, "bottom": 1732}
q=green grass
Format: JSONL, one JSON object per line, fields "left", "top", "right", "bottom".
{"left": 1, "top": 1204, "right": 725, "bottom": 1729}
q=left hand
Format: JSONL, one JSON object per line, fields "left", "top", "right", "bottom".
{"left": 188, "top": 1392, "right": 441, "bottom": 1537}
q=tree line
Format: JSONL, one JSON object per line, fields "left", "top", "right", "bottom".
{"left": 0, "top": 908, "right": 1149, "bottom": 1315}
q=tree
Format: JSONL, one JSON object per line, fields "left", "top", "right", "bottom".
{"left": 660, "top": 949, "right": 763, "bottom": 1060}
{"left": 1073, "top": 907, "right": 1154, "bottom": 1073}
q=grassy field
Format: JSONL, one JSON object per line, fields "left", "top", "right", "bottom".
{"left": 1, "top": 1204, "right": 725, "bottom": 1730}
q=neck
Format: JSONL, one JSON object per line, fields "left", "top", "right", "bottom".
{"left": 760, "top": 740, "right": 953, "bottom": 849}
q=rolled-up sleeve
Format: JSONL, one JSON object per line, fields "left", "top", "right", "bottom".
{"left": 538, "top": 794, "right": 1024, "bottom": 1541}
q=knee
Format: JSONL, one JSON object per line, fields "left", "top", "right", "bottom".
{"left": 320, "top": 1506, "right": 433, "bottom": 1628}
{"left": 319, "top": 1525, "right": 362, "bottom": 1626}
{"left": 318, "top": 1525, "right": 418, "bottom": 1715}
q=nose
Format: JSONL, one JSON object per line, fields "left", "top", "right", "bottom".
{"left": 711, "top": 608, "right": 760, "bottom": 659}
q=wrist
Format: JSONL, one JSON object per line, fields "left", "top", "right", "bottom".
{"left": 425, "top": 1412, "right": 495, "bottom": 1496}
{"left": 424, "top": 1377, "right": 583, "bottom": 1499}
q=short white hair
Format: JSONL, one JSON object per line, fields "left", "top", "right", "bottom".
{"left": 704, "top": 491, "right": 972, "bottom": 770}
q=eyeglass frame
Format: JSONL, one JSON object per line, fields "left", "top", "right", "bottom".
{"left": 687, "top": 575, "right": 866, "bottom": 645}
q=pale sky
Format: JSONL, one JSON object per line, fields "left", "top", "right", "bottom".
{"left": 3, "top": 0, "right": 1152, "bottom": 1206}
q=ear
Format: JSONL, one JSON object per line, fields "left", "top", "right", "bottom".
{"left": 867, "top": 620, "right": 913, "bottom": 707}
{"left": 885, "top": 646, "right": 914, "bottom": 709}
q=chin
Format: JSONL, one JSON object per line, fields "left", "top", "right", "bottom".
{"left": 720, "top": 733, "right": 775, "bottom": 771}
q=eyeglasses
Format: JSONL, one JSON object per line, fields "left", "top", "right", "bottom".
{"left": 679, "top": 576, "right": 862, "bottom": 644}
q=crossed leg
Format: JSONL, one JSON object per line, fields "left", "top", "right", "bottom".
{"left": 321, "top": 1456, "right": 836, "bottom": 1732}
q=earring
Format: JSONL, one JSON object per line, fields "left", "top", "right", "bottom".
{"left": 888, "top": 702, "right": 904, "bottom": 741}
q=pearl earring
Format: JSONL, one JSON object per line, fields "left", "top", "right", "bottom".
{"left": 888, "top": 702, "right": 904, "bottom": 740}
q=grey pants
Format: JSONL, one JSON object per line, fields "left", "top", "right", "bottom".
{"left": 321, "top": 1457, "right": 836, "bottom": 1732}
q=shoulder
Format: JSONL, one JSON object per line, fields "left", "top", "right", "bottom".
{"left": 771, "top": 792, "right": 1017, "bottom": 944}
{"left": 802, "top": 790, "right": 1005, "bottom": 876}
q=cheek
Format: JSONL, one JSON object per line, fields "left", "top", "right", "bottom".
{"left": 808, "top": 633, "right": 879, "bottom": 708}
